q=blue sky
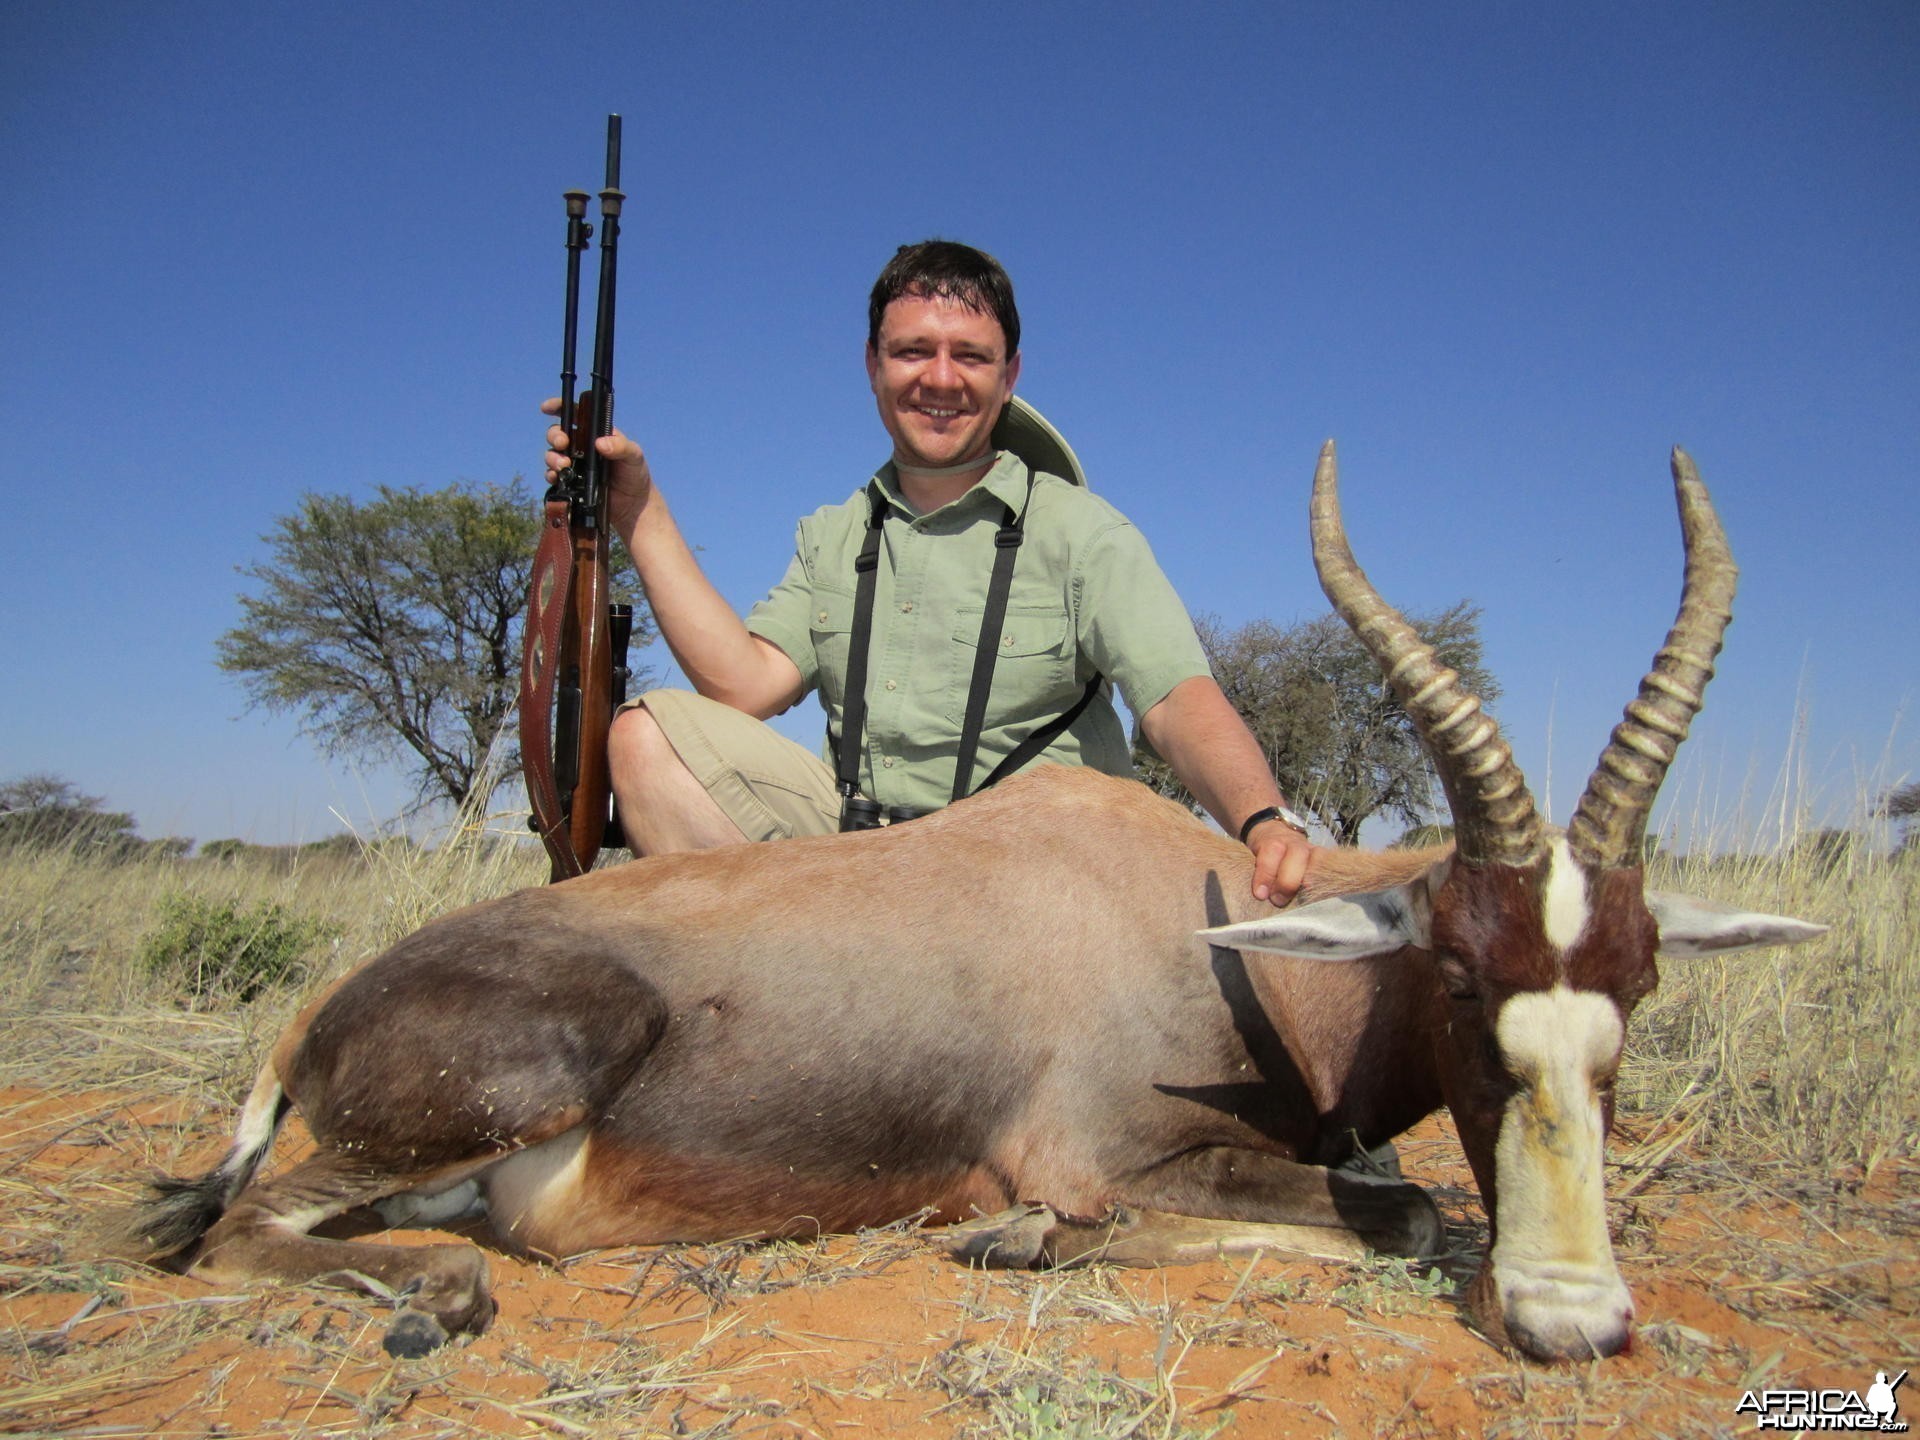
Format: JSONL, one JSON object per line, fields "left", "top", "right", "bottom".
{"left": 2, "top": 2, "right": 1914, "bottom": 849}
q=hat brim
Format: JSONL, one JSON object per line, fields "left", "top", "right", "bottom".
{"left": 992, "top": 395, "right": 1087, "bottom": 488}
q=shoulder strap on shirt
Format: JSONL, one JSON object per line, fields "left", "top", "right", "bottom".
{"left": 830, "top": 480, "right": 889, "bottom": 799}
{"left": 976, "top": 674, "right": 1105, "bottom": 792}
{"left": 957, "top": 467, "right": 1110, "bottom": 797}
{"left": 949, "top": 470, "right": 1035, "bottom": 802}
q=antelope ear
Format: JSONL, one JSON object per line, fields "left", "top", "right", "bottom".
{"left": 1199, "top": 885, "right": 1428, "bottom": 962}
{"left": 1646, "top": 891, "right": 1829, "bottom": 958}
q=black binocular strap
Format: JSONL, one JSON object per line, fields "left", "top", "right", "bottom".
{"left": 973, "top": 673, "right": 1104, "bottom": 793}
{"left": 830, "top": 480, "right": 889, "bottom": 799}
{"left": 949, "top": 482, "right": 1031, "bottom": 803}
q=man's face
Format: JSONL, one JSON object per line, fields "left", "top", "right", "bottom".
{"left": 866, "top": 293, "right": 1020, "bottom": 470}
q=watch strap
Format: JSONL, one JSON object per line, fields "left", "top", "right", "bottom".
{"left": 1238, "top": 804, "right": 1310, "bottom": 844}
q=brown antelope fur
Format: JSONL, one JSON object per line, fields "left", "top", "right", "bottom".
{"left": 112, "top": 445, "right": 1823, "bottom": 1363}
{"left": 112, "top": 769, "right": 1447, "bottom": 1356}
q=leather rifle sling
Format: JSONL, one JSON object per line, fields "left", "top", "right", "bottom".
{"left": 519, "top": 494, "right": 586, "bottom": 878}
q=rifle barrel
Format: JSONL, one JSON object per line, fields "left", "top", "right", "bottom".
{"left": 559, "top": 190, "right": 592, "bottom": 458}
{"left": 584, "top": 114, "right": 623, "bottom": 515}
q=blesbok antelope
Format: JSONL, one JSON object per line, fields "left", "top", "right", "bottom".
{"left": 116, "top": 445, "right": 1822, "bottom": 1361}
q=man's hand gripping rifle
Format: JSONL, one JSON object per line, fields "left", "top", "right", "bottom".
{"left": 520, "top": 114, "right": 634, "bottom": 881}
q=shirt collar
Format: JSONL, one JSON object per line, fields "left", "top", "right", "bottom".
{"left": 872, "top": 450, "right": 1033, "bottom": 522}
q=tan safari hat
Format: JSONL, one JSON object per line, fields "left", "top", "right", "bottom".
{"left": 992, "top": 395, "right": 1088, "bottom": 488}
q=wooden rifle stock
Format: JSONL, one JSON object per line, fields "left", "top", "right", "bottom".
{"left": 521, "top": 116, "right": 630, "bottom": 882}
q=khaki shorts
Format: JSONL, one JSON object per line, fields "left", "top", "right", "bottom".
{"left": 625, "top": 689, "right": 841, "bottom": 841}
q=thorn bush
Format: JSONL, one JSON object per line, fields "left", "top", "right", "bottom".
{"left": 137, "top": 893, "right": 339, "bottom": 1003}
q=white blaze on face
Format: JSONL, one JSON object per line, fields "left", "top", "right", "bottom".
{"left": 1541, "top": 837, "right": 1591, "bottom": 953}
{"left": 1489, "top": 985, "right": 1635, "bottom": 1357}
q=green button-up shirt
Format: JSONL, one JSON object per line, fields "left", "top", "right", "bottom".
{"left": 745, "top": 452, "right": 1210, "bottom": 813}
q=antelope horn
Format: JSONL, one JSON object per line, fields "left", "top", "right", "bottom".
{"left": 1310, "top": 441, "right": 1544, "bottom": 866}
{"left": 1566, "top": 448, "right": 1736, "bottom": 870}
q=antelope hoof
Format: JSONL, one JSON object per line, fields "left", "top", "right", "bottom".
{"left": 1331, "top": 1175, "right": 1446, "bottom": 1260}
{"left": 1389, "top": 1184, "right": 1446, "bottom": 1260}
{"left": 382, "top": 1309, "right": 451, "bottom": 1358}
{"left": 939, "top": 1203, "right": 1057, "bottom": 1268}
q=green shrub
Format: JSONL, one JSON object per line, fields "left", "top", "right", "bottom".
{"left": 137, "top": 894, "right": 340, "bottom": 1002}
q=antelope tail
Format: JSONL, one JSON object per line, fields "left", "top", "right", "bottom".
{"left": 104, "top": 1064, "right": 290, "bottom": 1264}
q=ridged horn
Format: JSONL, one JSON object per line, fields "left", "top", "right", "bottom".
{"left": 1566, "top": 448, "right": 1736, "bottom": 870}
{"left": 1310, "top": 441, "right": 1544, "bottom": 866}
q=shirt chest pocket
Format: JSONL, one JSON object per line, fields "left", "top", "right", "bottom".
{"left": 944, "top": 606, "right": 1073, "bottom": 727}
{"left": 808, "top": 584, "right": 857, "bottom": 700}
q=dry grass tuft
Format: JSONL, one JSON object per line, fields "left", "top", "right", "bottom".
{"left": 1625, "top": 838, "right": 1918, "bottom": 1181}
{"left": 0, "top": 808, "right": 544, "bottom": 1109}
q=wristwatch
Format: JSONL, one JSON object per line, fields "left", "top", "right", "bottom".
{"left": 1237, "top": 804, "right": 1312, "bottom": 844}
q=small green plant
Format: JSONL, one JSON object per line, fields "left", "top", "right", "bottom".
{"left": 137, "top": 893, "right": 340, "bottom": 1002}
{"left": 985, "top": 1376, "right": 1226, "bottom": 1440}
{"left": 994, "top": 1380, "right": 1116, "bottom": 1440}
{"left": 1328, "top": 1256, "right": 1460, "bottom": 1318}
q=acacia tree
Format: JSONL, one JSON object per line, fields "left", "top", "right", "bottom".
{"left": 0, "top": 773, "right": 186, "bottom": 859}
{"left": 218, "top": 479, "right": 652, "bottom": 812}
{"left": 1880, "top": 780, "right": 1920, "bottom": 852}
{"left": 1139, "top": 603, "right": 1498, "bottom": 844}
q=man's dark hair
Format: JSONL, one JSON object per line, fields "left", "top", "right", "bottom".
{"left": 867, "top": 240, "right": 1020, "bottom": 357}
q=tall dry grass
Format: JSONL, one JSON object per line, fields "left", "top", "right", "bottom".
{"left": 0, "top": 806, "right": 545, "bottom": 1122}
{"left": 1624, "top": 836, "right": 1917, "bottom": 1179}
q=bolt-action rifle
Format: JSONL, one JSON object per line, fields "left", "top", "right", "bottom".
{"left": 519, "top": 114, "right": 634, "bottom": 881}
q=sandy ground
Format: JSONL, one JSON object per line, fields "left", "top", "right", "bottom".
{"left": 1, "top": 1087, "right": 1913, "bottom": 1438}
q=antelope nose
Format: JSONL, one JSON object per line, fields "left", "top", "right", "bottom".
{"left": 1509, "top": 1304, "right": 1634, "bottom": 1361}
{"left": 1502, "top": 1274, "right": 1635, "bottom": 1362}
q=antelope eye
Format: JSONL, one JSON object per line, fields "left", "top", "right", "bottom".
{"left": 1436, "top": 952, "right": 1479, "bottom": 1000}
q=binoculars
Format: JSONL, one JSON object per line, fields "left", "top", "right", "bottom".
{"left": 838, "top": 796, "right": 929, "bottom": 832}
